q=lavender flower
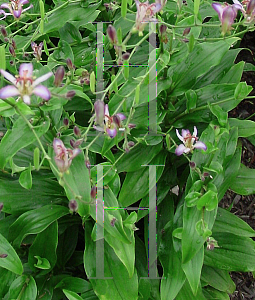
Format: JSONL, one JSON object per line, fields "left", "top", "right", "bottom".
{"left": 0, "top": 0, "right": 33, "bottom": 19}
{"left": 53, "top": 138, "right": 81, "bottom": 173}
{"left": 0, "top": 63, "right": 53, "bottom": 105}
{"left": 31, "top": 41, "right": 43, "bottom": 61}
{"left": 212, "top": 2, "right": 241, "bottom": 34}
{"left": 233, "top": 0, "right": 255, "bottom": 22}
{"left": 175, "top": 126, "right": 207, "bottom": 156}
{"left": 134, "top": 0, "right": 162, "bottom": 34}
{"left": 93, "top": 101, "right": 126, "bottom": 138}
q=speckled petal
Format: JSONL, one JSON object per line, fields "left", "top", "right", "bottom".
{"left": 194, "top": 141, "right": 207, "bottom": 151}
{"left": 175, "top": 144, "right": 187, "bottom": 156}
{"left": 19, "top": 63, "right": 33, "bottom": 78}
{"left": 33, "top": 85, "right": 51, "bottom": 100}
{"left": 0, "top": 85, "right": 19, "bottom": 98}
{"left": 176, "top": 129, "right": 184, "bottom": 142}
{"left": 106, "top": 127, "right": 117, "bottom": 138}
{"left": 0, "top": 69, "right": 16, "bottom": 85}
{"left": 33, "top": 72, "right": 53, "bottom": 86}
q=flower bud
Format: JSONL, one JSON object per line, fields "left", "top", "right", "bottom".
{"left": 66, "top": 58, "right": 74, "bottom": 70}
{"left": 4, "top": 37, "right": 8, "bottom": 43}
{"left": 94, "top": 100, "right": 105, "bottom": 125}
{"left": 183, "top": 27, "right": 191, "bottom": 36}
{"left": 9, "top": 45, "right": 16, "bottom": 57}
{"left": 247, "top": 0, "right": 255, "bottom": 15}
{"left": 66, "top": 90, "right": 76, "bottom": 99}
{"left": 122, "top": 52, "right": 130, "bottom": 60}
{"left": 159, "top": 24, "right": 167, "bottom": 35}
{"left": 107, "top": 25, "right": 117, "bottom": 44}
{"left": 54, "top": 66, "right": 65, "bottom": 87}
{"left": 0, "top": 203, "right": 3, "bottom": 212}
{"left": 128, "top": 123, "right": 136, "bottom": 129}
{"left": 11, "top": 39, "right": 16, "bottom": 49}
{"left": 69, "top": 199, "right": 78, "bottom": 212}
{"left": 70, "top": 139, "right": 76, "bottom": 148}
{"left": 90, "top": 186, "right": 97, "bottom": 199}
{"left": 189, "top": 161, "right": 196, "bottom": 169}
{"left": 9, "top": 60, "right": 14, "bottom": 66}
{"left": 63, "top": 118, "right": 69, "bottom": 126}
{"left": 128, "top": 141, "right": 135, "bottom": 148}
{"left": 0, "top": 26, "right": 7, "bottom": 37}
{"left": 73, "top": 126, "right": 81, "bottom": 137}
{"left": 85, "top": 159, "right": 91, "bottom": 169}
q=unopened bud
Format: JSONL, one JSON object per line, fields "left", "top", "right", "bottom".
{"left": 107, "top": 25, "right": 117, "bottom": 44}
{"left": 128, "top": 123, "right": 136, "bottom": 129}
{"left": 54, "top": 66, "right": 65, "bottom": 87}
{"left": 128, "top": 141, "right": 135, "bottom": 148}
{"left": 189, "top": 161, "right": 196, "bottom": 169}
{"left": 85, "top": 78, "right": 90, "bottom": 85}
{"left": 63, "top": 118, "right": 69, "bottom": 126}
{"left": 9, "top": 45, "right": 16, "bottom": 57}
{"left": 66, "top": 90, "right": 76, "bottom": 99}
{"left": 69, "top": 199, "right": 78, "bottom": 212}
{"left": 73, "top": 126, "right": 81, "bottom": 137}
{"left": 66, "top": 58, "right": 74, "bottom": 70}
{"left": 0, "top": 26, "right": 7, "bottom": 37}
{"left": 70, "top": 139, "right": 75, "bottom": 148}
{"left": 94, "top": 100, "right": 105, "bottom": 125}
{"left": 159, "top": 24, "right": 167, "bottom": 35}
{"left": 4, "top": 37, "right": 8, "bottom": 43}
{"left": 80, "top": 79, "right": 85, "bottom": 85}
{"left": 0, "top": 203, "right": 3, "bottom": 212}
{"left": 90, "top": 186, "right": 97, "bottom": 199}
{"left": 11, "top": 39, "right": 16, "bottom": 49}
{"left": 183, "top": 27, "right": 191, "bottom": 36}
{"left": 85, "top": 159, "right": 91, "bottom": 169}
{"left": 122, "top": 52, "right": 130, "bottom": 60}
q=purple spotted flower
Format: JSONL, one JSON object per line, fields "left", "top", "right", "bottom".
{"left": 0, "top": 0, "right": 33, "bottom": 19}
{"left": 212, "top": 2, "right": 241, "bottom": 34}
{"left": 175, "top": 126, "right": 207, "bottom": 156}
{"left": 31, "top": 41, "right": 43, "bottom": 61}
{"left": 0, "top": 63, "right": 53, "bottom": 105}
{"left": 93, "top": 100, "right": 126, "bottom": 138}
{"left": 53, "top": 138, "right": 81, "bottom": 173}
{"left": 233, "top": 0, "right": 255, "bottom": 22}
{"left": 134, "top": 0, "right": 162, "bottom": 34}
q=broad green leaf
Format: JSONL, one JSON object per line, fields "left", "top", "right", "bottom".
{"left": 0, "top": 233, "right": 23, "bottom": 275}
{"left": 159, "top": 224, "right": 186, "bottom": 300}
{"left": 0, "top": 173, "right": 66, "bottom": 215}
{"left": 9, "top": 205, "right": 69, "bottom": 247}
{"left": 84, "top": 221, "right": 138, "bottom": 300}
{"left": 0, "top": 267, "right": 16, "bottom": 298}
{"left": 204, "top": 233, "right": 255, "bottom": 272}
{"left": 19, "top": 164, "right": 32, "bottom": 189}
{"left": 234, "top": 81, "right": 251, "bottom": 100}
{"left": 202, "top": 287, "right": 229, "bottom": 300}
{"left": 186, "top": 89, "right": 197, "bottom": 112}
{"left": 55, "top": 277, "right": 92, "bottom": 294}
{"left": 230, "top": 163, "right": 255, "bottom": 195}
{"left": 201, "top": 265, "right": 235, "bottom": 294}
{"left": 0, "top": 116, "right": 50, "bottom": 169}
{"left": 208, "top": 103, "right": 228, "bottom": 127}
{"left": 28, "top": 221, "right": 58, "bottom": 274}
{"left": 182, "top": 247, "right": 204, "bottom": 295}
{"left": 182, "top": 204, "right": 216, "bottom": 264}
{"left": 49, "top": 148, "right": 91, "bottom": 217}
{"left": 175, "top": 279, "right": 207, "bottom": 300}
{"left": 63, "top": 290, "right": 83, "bottom": 300}
{"left": 213, "top": 207, "right": 255, "bottom": 237}
{"left": 6, "top": 276, "right": 37, "bottom": 300}
{"left": 59, "top": 22, "right": 82, "bottom": 43}
{"left": 229, "top": 118, "right": 255, "bottom": 137}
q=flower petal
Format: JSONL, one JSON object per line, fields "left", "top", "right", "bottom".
{"left": 0, "top": 3, "right": 10, "bottom": 9}
{"left": 71, "top": 148, "right": 81, "bottom": 159}
{"left": 94, "top": 100, "right": 105, "bottom": 125}
{"left": 175, "top": 144, "right": 187, "bottom": 156}
{"left": 104, "top": 104, "right": 110, "bottom": 117}
{"left": 116, "top": 113, "right": 126, "bottom": 120}
{"left": 33, "top": 72, "right": 53, "bottom": 86}
{"left": 19, "top": 0, "right": 29, "bottom": 5}
{"left": 0, "top": 85, "right": 20, "bottom": 98}
{"left": 0, "top": 69, "right": 16, "bottom": 85}
{"left": 193, "top": 126, "right": 197, "bottom": 137}
{"left": 176, "top": 129, "right": 184, "bottom": 142}
{"left": 212, "top": 3, "right": 224, "bottom": 20}
{"left": 93, "top": 125, "right": 104, "bottom": 132}
{"left": 106, "top": 127, "right": 117, "bottom": 138}
{"left": 13, "top": 9, "right": 22, "bottom": 18}
{"left": 54, "top": 157, "right": 67, "bottom": 173}
{"left": 19, "top": 63, "right": 33, "bottom": 78}
{"left": 181, "top": 129, "right": 190, "bottom": 138}
{"left": 194, "top": 141, "right": 207, "bottom": 151}
{"left": 33, "top": 85, "right": 51, "bottom": 100}
{"left": 22, "top": 95, "right": 31, "bottom": 104}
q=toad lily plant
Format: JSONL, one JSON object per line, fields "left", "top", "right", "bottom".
{"left": 175, "top": 126, "right": 207, "bottom": 156}
{"left": 94, "top": 100, "right": 126, "bottom": 138}
{"left": 0, "top": 0, "right": 33, "bottom": 19}
{"left": 0, "top": 63, "right": 53, "bottom": 105}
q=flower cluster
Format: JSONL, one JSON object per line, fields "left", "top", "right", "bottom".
{"left": 233, "top": 0, "right": 255, "bottom": 22}
{"left": 93, "top": 100, "right": 126, "bottom": 138}
{"left": 175, "top": 126, "right": 207, "bottom": 156}
{"left": 0, "top": 0, "right": 32, "bottom": 19}
{"left": 53, "top": 138, "right": 81, "bottom": 173}
{"left": 0, "top": 63, "right": 53, "bottom": 105}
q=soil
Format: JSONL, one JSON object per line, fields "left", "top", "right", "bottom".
{"left": 220, "top": 30, "right": 255, "bottom": 299}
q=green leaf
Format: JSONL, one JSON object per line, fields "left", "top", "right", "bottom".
{"left": 229, "top": 118, "right": 255, "bottom": 137}
{"left": 0, "top": 45, "right": 6, "bottom": 70}
{"left": 230, "top": 163, "right": 255, "bottom": 195}
{"left": 234, "top": 81, "right": 252, "bottom": 100}
{"left": 208, "top": 103, "right": 228, "bottom": 127}
{"left": 28, "top": 221, "right": 58, "bottom": 274}
{"left": 159, "top": 224, "right": 186, "bottom": 300}
{"left": 63, "top": 289, "right": 83, "bottom": 300}
{"left": 9, "top": 205, "right": 69, "bottom": 247}
{"left": 0, "top": 117, "right": 50, "bottom": 169}
{"left": 213, "top": 207, "right": 255, "bottom": 237}
{"left": 84, "top": 221, "right": 138, "bottom": 300}
{"left": 55, "top": 277, "right": 92, "bottom": 294}
{"left": 194, "top": 0, "right": 201, "bottom": 15}
{"left": 6, "top": 276, "right": 37, "bottom": 300}
{"left": 59, "top": 22, "right": 82, "bottom": 43}
{"left": 19, "top": 164, "right": 32, "bottom": 189}
{"left": 0, "top": 233, "right": 23, "bottom": 275}
{"left": 185, "top": 89, "right": 197, "bottom": 112}
{"left": 0, "top": 267, "right": 16, "bottom": 298}
{"left": 204, "top": 233, "right": 255, "bottom": 272}
{"left": 175, "top": 279, "right": 207, "bottom": 300}
{"left": 196, "top": 190, "right": 218, "bottom": 211}
{"left": 201, "top": 265, "right": 235, "bottom": 294}
{"left": 182, "top": 247, "right": 204, "bottom": 295}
